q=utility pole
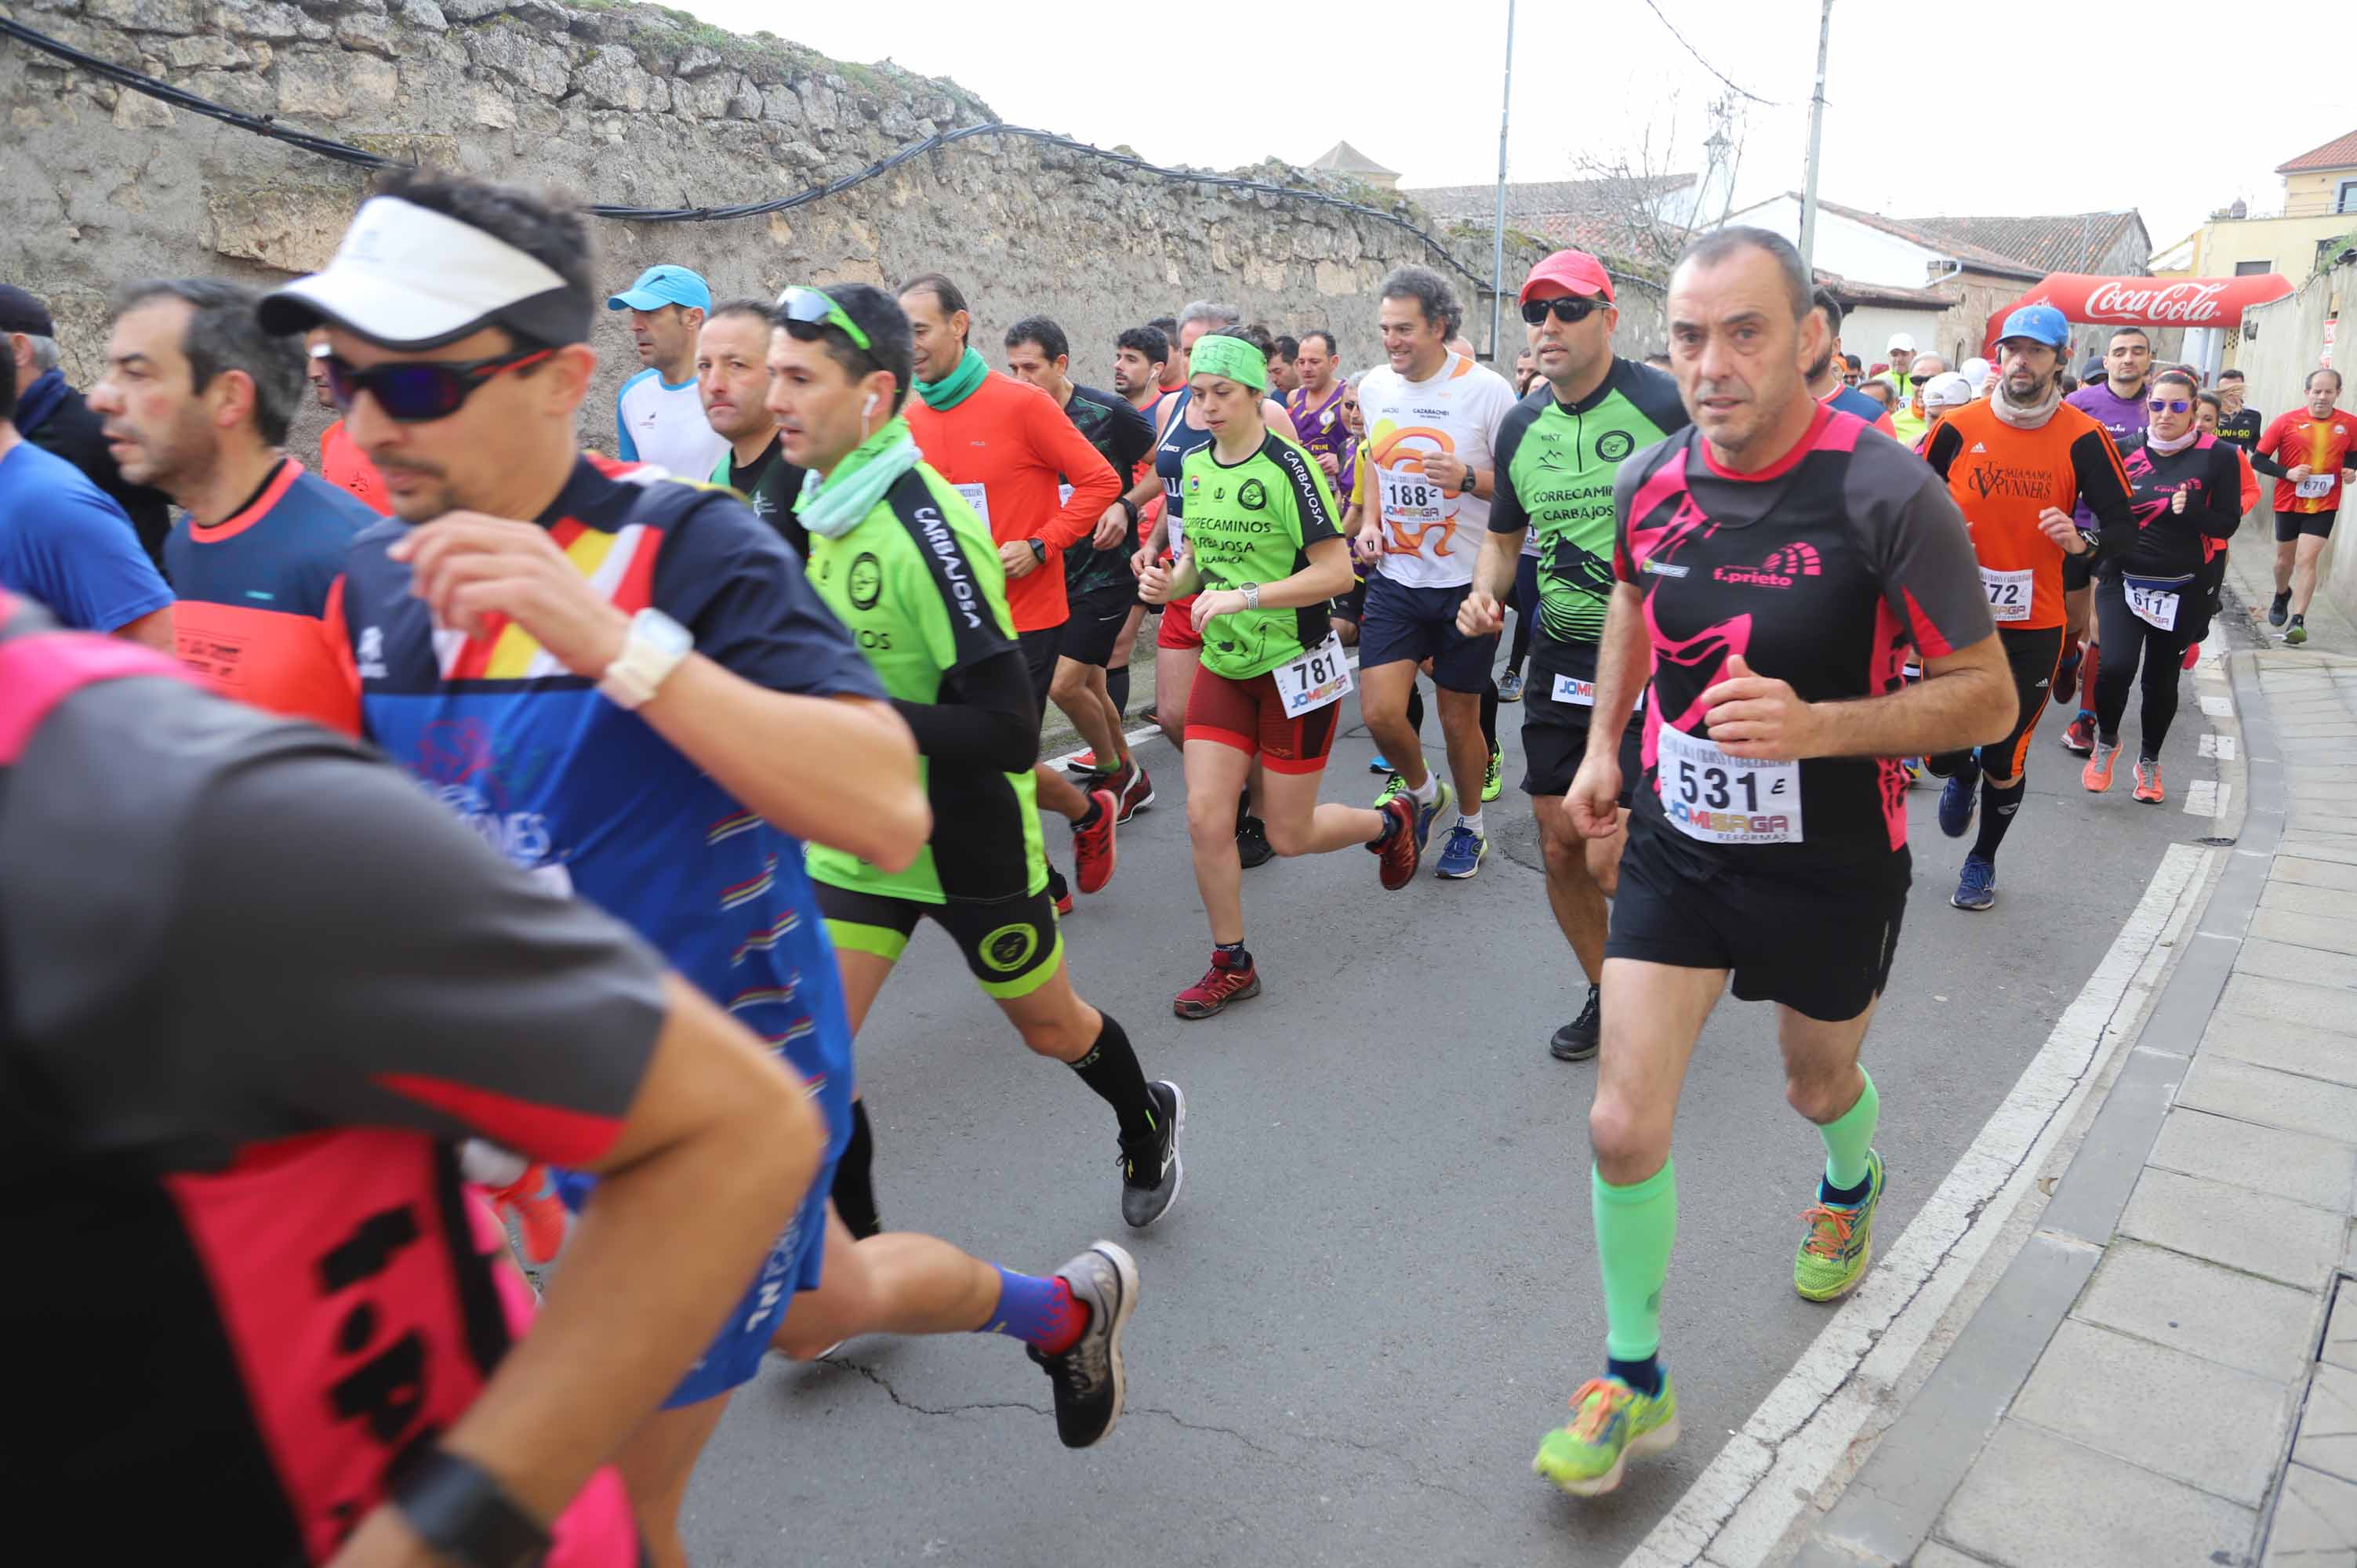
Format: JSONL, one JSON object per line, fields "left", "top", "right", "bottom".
{"left": 1797, "top": 0, "right": 1832, "bottom": 274}
{"left": 1490, "top": 0, "right": 1516, "bottom": 359}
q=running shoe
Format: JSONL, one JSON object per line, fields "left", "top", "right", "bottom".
{"left": 1498, "top": 669, "right": 1526, "bottom": 702}
{"left": 1063, "top": 750, "right": 1103, "bottom": 776}
{"left": 485, "top": 1163, "right": 568, "bottom": 1265}
{"left": 1795, "top": 1149, "right": 1884, "bottom": 1302}
{"left": 1116, "top": 761, "right": 1155, "bottom": 823}
{"left": 2286, "top": 615, "right": 2308, "bottom": 645}
{"left": 1935, "top": 761, "right": 1981, "bottom": 838}
{"left": 1174, "top": 950, "right": 1259, "bottom": 1019}
{"left": 2269, "top": 589, "right": 2291, "bottom": 627}
{"left": 1415, "top": 781, "right": 1455, "bottom": 851}
{"left": 1550, "top": 984, "right": 1601, "bottom": 1062}
{"left": 1236, "top": 813, "right": 1274, "bottom": 869}
{"left": 2051, "top": 647, "right": 2082, "bottom": 706}
{"left": 1374, "top": 772, "right": 1409, "bottom": 807}
{"left": 1483, "top": 743, "right": 1504, "bottom": 802}
{"left": 1048, "top": 865, "right": 1073, "bottom": 916}
{"left": 1029, "top": 1241, "right": 1138, "bottom": 1448}
{"left": 1436, "top": 822, "right": 1486, "bottom": 879}
{"left": 2061, "top": 712, "right": 2095, "bottom": 755}
{"left": 2133, "top": 759, "right": 2165, "bottom": 804}
{"left": 1072, "top": 787, "right": 1118, "bottom": 895}
{"left": 2181, "top": 641, "right": 2201, "bottom": 671}
{"left": 1901, "top": 757, "right": 1922, "bottom": 789}
{"left": 1951, "top": 854, "right": 1996, "bottom": 912}
{"left": 1117, "top": 1081, "right": 1185, "bottom": 1229}
{"left": 1532, "top": 1373, "right": 1681, "bottom": 1496}
{"left": 2082, "top": 739, "right": 2119, "bottom": 793}
{"left": 1371, "top": 796, "right": 1423, "bottom": 890}
{"left": 1368, "top": 752, "right": 1393, "bottom": 775}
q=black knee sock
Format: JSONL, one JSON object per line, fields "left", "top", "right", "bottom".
{"left": 1404, "top": 683, "right": 1425, "bottom": 740}
{"left": 1970, "top": 775, "right": 2026, "bottom": 863}
{"left": 1070, "top": 1011, "right": 1157, "bottom": 1142}
{"left": 1481, "top": 679, "right": 1500, "bottom": 750}
{"left": 1106, "top": 665, "right": 1131, "bottom": 721}
{"left": 830, "top": 1099, "right": 881, "bottom": 1239}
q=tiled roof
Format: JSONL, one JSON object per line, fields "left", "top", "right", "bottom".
{"left": 2277, "top": 128, "right": 2357, "bottom": 175}
{"left": 1805, "top": 198, "right": 2043, "bottom": 280}
{"left": 1898, "top": 212, "right": 2144, "bottom": 274}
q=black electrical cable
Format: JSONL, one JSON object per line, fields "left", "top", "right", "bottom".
{"left": 2, "top": 15, "right": 1662, "bottom": 296}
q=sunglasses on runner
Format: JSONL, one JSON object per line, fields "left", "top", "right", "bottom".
{"left": 321, "top": 346, "right": 555, "bottom": 423}
{"left": 2146, "top": 397, "right": 2192, "bottom": 413}
{"left": 775, "top": 286, "right": 873, "bottom": 352}
{"left": 1521, "top": 295, "right": 1610, "bottom": 326}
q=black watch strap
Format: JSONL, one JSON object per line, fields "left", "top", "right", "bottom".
{"left": 390, "top": 1449, "right": 551, "bottom": 1568}
{"left": 1117, "top": 494, "right": 1140, "bottom": 525}
{"left": 1027, "top": 537, "right": 1048, "bottom": 564}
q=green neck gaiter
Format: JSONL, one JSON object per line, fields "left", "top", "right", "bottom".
{"left": 915, "top": 344, "right": 989, "bottom": 411}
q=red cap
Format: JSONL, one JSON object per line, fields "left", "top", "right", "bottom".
{"left": 1520, "top": 249, "right": 1614, "bottom": 306}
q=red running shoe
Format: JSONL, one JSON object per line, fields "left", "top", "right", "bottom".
{"left": 2061, "top": 712, "right": 2094, "bottom": 755}
{"left": 1369, "top": 796, "right": 1423, "bottom": 890}
{"left": 1175, "top": 949, "right": 1261, "bottom": 1019}
{"left": 1072, "top": 787, "right": 1119, "bottom": 895}
{"left": 487, "top": 1164, "right": 568, "bottom": 1265}
{"left": 2181, "top": 641, "right": 2201, "bottom": 671}
{"left": 1116, "top": 761, "right": 1155, "bottom": 823}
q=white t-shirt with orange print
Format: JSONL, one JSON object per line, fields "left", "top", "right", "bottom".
{"left": 1356, "top": 350, "right": 1518, "bottom": 590}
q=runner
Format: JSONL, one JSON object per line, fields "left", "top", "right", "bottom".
{"left": 1883, "top": 332, "right": 1921, "bottom": 402}
{"left": 1806, "top": 289, "right": 1895, "bottom": 436}
{"left": 2, "top": 283, "right": 176, "bottom": 565}
{"left": 1287, "top": 329, "right": 1350, "bottom": 485}
{"left": 2253, "top": 367, "right": 2353, "bottom": 643}
{"left": 1, "top": 589, "right": 832, "bottom": 1568}
{"left": 1004, "top": 313, "right": 1157, "bottom": 821}
{"left": 898, "top": 274, "right": 1127, "bottom": 910}
{"left": 1115, "top": 323, "right": 1171, "bottom": 417}
{"left": 1331, "top": 369, "right": 1371, "bottom": 647}
{"left": 87, "top": 278, "right": 372, "bottom": 730}
{"left": 1530, "top": 227, "right": 2013, "bottom": 1496}
{"left": 2082, "top": 369, "right": 2245, "bottom": 797}
{"left": 1267, "top": 332, "right": 1301, "bottom": 398}
{"left": 1150, "top": 314, "right": 1186, "bottom": 394}
{"left": 1913, "top": 371, "right": 1974, "bottom": 450}
{"left": 1919, "top": 303, "right": 2135, "bottom": 909}
{"left": 2213, "top": 368, "right": 2263, "bottom": 451}
{"left": 2058, "top": 327, "right": 2155, "bottom": 750}
{"left": 266, "top": 179, "right": 1130, "bottom": 1563}
{"left": 0, "top": 347, "right": 174, "bottom": 647}
{"left": 1889, "top": 353, "right": 1948, "bottom": 448}
{"left": 607, "top": 263, "right": 728, "bottom": 479}
{"left": 1354, "top": 265, "right": 1519, "bottom": 878}
{"left": 1138, "top": 330, "right": 1427, "bottom": 1017}
{"left": 697, "top": 296, "right": 808, "bottom": 557}
{"left": 306, "top": 329, "right": 392, "bottom": 513}
{"left": 1460, "top": 248, "right": 1687, "bottom": 1061}
{"left": 772, "top": 281, "right": 1184, "bottom": 1245}
{"left": 2195, "top": 390, "right": 2259, "bottom": 646}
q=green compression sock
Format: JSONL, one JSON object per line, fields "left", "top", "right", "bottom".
{"left": 1818, "top": 1067, "right": 1879, "bottom": 1193}
{"left": 1593, "top": 1160, "right": 1678, "bottom": 1363}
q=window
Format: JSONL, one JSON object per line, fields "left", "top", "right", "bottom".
{"left": 2235, "top": 259, "right": 2274, "bottom": 276}
{"left": 2337, "top": 178, "right": 2357, "bottom": 215}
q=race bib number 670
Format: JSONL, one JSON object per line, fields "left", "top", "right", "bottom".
{"left": 1654, "top": 724, "right": 1803, "bottom": 845}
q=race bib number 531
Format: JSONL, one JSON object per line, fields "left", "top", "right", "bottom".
{"left": 1655, "top": 724, "right": 1802, "bottom": 845}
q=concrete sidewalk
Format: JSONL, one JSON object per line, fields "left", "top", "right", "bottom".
{"left": 1782, "top": 535, "right": 2357, "bottom": 1566}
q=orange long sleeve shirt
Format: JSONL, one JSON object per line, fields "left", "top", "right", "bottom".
{"left": 904, "top": 370, "right": 1122, "bottom": 631}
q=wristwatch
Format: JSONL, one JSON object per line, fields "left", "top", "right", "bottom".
{"left": 1027, "top": 537, "right": 1048, "bottom": 565}
{"left": 1240, "top": 581, "right": 1262, "bottom": 611}
{"left": 1456, "top": 466, "right": 1478, "bottom": 497}
{"left": 389, "top": 1449, "right": 550, "bottom": 1568}
{"left": 1117, "top": 495, "right": 1141, "bottom": 526}
{"left": 596, "top": 607, "right": 694, "bottom": 710}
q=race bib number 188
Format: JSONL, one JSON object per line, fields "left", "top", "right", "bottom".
{"left": 1273, "top": 632, "right": 1353, "bottom": 717}
{"left": 1378, "top": 467, "right": 1446, "bottom": 527}
{"left": 1654, "top": 724, "right": 1802, "bottom": 845}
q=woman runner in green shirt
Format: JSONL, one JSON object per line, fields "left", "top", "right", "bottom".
{"left": 1139, "top": 334, "right": 1433, "bottom": 1018}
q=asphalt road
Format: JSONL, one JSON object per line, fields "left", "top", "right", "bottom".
{"left": 680, "top": 637, "right": 2224, "bottom": 1567}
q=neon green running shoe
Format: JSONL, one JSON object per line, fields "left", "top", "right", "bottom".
{"left": 1483, "top": 742, "right": 1504, "bottom": 802}
{"left": 1795, "top": 1148, "right": 1884, "bottom": 1302}
{"left": 1533, "top": 1374, "right": 1680, "bottom": 1496}
{"left": 1375, "top": 773, "right": 1409, "bottom": 807}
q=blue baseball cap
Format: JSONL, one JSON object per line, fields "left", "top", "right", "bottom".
{"left": 605, "top": 263, "right": 711, "bottom": 315}
{"left": 1997, "top": 303, "right": 2070, "bottom": 350}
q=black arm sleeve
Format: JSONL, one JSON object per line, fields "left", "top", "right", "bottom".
{"left": 890, "top": 647, "right": 1040, "bottom": 773}
{"left": 1921, "top": 419, "right": 1963, "bottom": 481}
{"left": 2070, "top": 427, "right": 2141, "bottom": 564}
{"left": 2249, "top": 448, "right": 2286, "bottom": 477}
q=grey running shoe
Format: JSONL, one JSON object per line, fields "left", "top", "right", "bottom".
{"left": 1030, "top": 1241, "right": 1139, "bottom": 1448}
{"left": 1120, "top": 1081, "right": 1186, "bottom": 1229}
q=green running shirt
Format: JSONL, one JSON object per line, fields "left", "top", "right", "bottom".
{"left": 1178, "top": 431, "right": 1344, "bottom": 681}
{"left": 803, "top": 459, "right": 1047, "bottom": 904}
{"left": 1489, "top": 358, "right": 1688, "bottom": 652}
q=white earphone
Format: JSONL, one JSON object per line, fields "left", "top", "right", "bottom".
{"left": 862, "top": 392, "right": 878, "bottom": 419}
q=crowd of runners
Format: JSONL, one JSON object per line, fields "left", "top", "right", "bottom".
{"left": 2, "top": 164, "right": 2352, "bottom": 1563}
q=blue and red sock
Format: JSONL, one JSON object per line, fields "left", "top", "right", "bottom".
{"left": 978, "top": 1267, "right": 1088, "bottom": 1355}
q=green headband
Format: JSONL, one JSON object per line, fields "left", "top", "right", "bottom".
{"left": 1189, "top": 334, "right": 1267, "bottom": 393}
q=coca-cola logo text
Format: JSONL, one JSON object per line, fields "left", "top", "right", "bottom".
{"left": 2082, "top": 280, "right": 2231, "bottom": 325}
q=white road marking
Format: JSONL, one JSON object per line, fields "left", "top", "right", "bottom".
{"left": 1628, "top": 840, "right": 2214, "bottom": 1566}
{"left": 2183, "top": 779, "right": 2225, "bottom": 816}
{"left": 2198, "top": 734, "right": 2238, "bottom": 760}
{"left": 2200, "top": 694, "right": 2235, "bottom": 717}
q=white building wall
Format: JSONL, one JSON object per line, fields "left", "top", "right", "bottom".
{"left": 1720, "top": 194, "right": 1952, "bottom": 291}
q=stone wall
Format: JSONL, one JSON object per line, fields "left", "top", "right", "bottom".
{"left": 2, "top": 0, "right": 1582, "bottom": 455}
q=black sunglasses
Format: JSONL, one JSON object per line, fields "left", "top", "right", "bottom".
{"left": 323, "top": 345, "right": 555, "bottom": 423}
{"left": 1522, "top": 296, "right": 1610, "bottom": 326}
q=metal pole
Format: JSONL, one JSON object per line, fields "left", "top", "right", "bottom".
{"left": 1490, "top": 0, "right": 1516, "bottom": 358}
{"left": 1797, "top": 0, "right": 1832, "bottom": 274}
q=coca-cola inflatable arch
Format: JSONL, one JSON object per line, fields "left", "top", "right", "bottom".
{"left": 1981, "top": 272, "right": 2295, "bottom": 357}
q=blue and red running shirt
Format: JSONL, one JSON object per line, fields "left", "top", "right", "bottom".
{"left": 165, "top": 458, "right": 376, "bottom": 734}
{"left": 1611, "top": 403, "right": 1994, "bottom": 868}
{"left": 0, "top": 593, "right": 656, "bottom": 1565}
{"left": 336, "top": 455, "right": 887, "bottom": 1396}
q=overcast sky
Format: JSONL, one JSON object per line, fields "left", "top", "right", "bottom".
{"left": 685, "top": 0, "right": 2351, "bottom": 261}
